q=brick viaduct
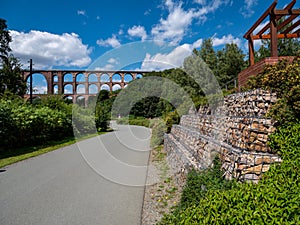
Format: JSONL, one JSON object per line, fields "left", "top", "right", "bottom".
{"left": 22, "top": 70, "right": 150, "bottom": 105}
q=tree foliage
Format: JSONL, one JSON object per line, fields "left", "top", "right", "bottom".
{"left": 0, "top": 18, "right": 26, "bottom": 96}
{"left": 191, "top": 39, "right": 246, "bottom": 89}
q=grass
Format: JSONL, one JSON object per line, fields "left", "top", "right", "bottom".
{"left": 0, "top": 131, "right": 109, "bottom": 168}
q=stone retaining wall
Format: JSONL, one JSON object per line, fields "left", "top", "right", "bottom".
{"left": 164, "top": 89, "right": 282, "bottom": 185}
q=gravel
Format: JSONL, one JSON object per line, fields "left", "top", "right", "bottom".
{"left": 141, "top": 147, "right": 183, "bottom": 225}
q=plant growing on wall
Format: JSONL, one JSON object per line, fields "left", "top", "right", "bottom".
{"left": 247, "top": 57, "right": 300, "bottom": 124}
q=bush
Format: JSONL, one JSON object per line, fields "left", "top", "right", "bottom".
{"left": 164, "top": 111, "right": 180, "bottom": 133}
{"left": 247, "top": 57, "right": 300, "bottom": 124}
{"left": 150, "top": 119, "right": 167, "bottom": 148}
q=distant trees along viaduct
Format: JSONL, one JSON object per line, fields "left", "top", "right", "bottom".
{"left": 22, "top": 70, "right": 149, "bottom": 105}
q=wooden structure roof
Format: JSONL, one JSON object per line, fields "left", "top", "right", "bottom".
{"left": 244, "top": 0, "right": 300, "bottom": 65}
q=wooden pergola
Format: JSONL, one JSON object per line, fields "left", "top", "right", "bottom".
{"left": 244, "top": 0, "right": 300, "bottom": 66}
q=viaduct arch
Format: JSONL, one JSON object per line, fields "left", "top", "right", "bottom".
{"left": 22, "top": 70, "right": 150, "bottom": 105}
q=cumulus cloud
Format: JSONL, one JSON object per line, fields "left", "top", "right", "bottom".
{"left": 96, "top": 35, "right": 121, "bottom": 48}
{"left": 212, "top": 34, "right": 241, "bottom": 47}
{"left": 10, "top": 30, "right": 92, "bottom": 69}
{"left": 128, "top": 25, "right": 147, "bottom": 41}
{"left": 240, "top": 0, "right": 257, "bottom": 18}
{"left": 194, "top": 0, "right": 206, "bottom": 5}
{"left": 151, "top": 0, "right": 231, "bottom": 45}
{"left": 151, "top": 2, "right": 195, "bottom": 45}
{"left": 95, "top": 57, "right": 119, "bottom": 71}
{"left": 140, "top": 40, "right": 205, "bottom": 71}
{"left": 140, "top": 33, "right": 242, "bottom": 71}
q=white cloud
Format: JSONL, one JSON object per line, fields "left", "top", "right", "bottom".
{"left": 240, "top": 0, "right": 257, "bottom": 18}
{"left": 141, "top": 43, "right": 195, "bottom": 71}
{"left": 96, "top": 35, "right": 121, "bottom": 48}
{"left": 77, "top": 10, "right": 86, "bottom": 16}
{"left": 128, "top": 25, "right": 147, "bottom": 41}
{"left": 140, "top": 33, "right": 241, "bottom": 71}
{"left": 151, "top": 1, "right": 195, "bottom": 45}
{"left": 107, "top": 58, "right": 118, "bottom": 64}
{"left": 151, "top": 0, "right": 231, "bottom": 45}
{"left": 95, "top": 57, "right": 119, "bottom": 71}
{"left": 144, "top": 9, "right": 151, "bottom": 15}
{"left": 212, "top": 34, "right": 241, "bottom": 47}
{"left": 194, "top": 0, "right": 206, "bottom": 5}
{"left": 192, "top": 38, "right": 203, "bottom": 49}
{"left": 10, "top": 30, "right": 92, "bottom": 69}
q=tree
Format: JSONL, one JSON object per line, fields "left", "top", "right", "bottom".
{"left": 255, "top": 38, "right": 300, "bottom": 62}
{"left": 0, "top": 18, "right": 26, "bottom": 96}
{"left": 198, "top": 38, "right": 218, "bottom": 74}
{"left": 0, "top": 18, "right": 11, "bottom": 62}
{"left": 216, "top": 43, "right": 246, "bottom": 86}
{"left": 0, "top": 56, "right": 26, "bottom": 95}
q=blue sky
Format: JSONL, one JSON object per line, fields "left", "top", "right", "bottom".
{"left": 1, "top": 0, "right": 299, "bottom": 72}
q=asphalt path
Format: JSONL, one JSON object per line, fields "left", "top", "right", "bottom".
{"left": 0, "top": 123, "right": 151, "bottom": 225}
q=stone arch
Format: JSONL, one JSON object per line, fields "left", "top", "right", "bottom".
{"left": 64, "top": 95, "right": 73, "bottom": 102}
{"left": 64, "top": 84, "right": 73, "bottom": 94}
{"left": 124, "top": 73, "right": 133, "bottom": 83}
{"left": 53, "top": 84, "right": 59, "bottom": 94}
{"left": 53, "top": 75, "right": 58, "bottom": 82}
{"left": 26, "top": 73, "right": 48, "bottom": 94}
{"left": 64, "top": 73, "right": 73, "bottom": 82}
{"left": 89, "top": 84, "right": 98, "bottom": 94}
{"left": 112, "top": 73, "right": 122, "bottom": 82}
{"left": 88, "top": 96, "right": 98, "bottom": 105}
{"left": 76, "top": 84, "right": 85, "bottom": 94}
{"left": 101, "top": 84, "right": 110, "bottom": 91}
{"left": 76, "top": 73, "right": 85, "bottom": 82}
{"left": 112, "top": 84, "right": 121, "bottom": 91}
{"left": 88, "top": 73, "right": 98, "bottom": 82}
{"left": 136, "top": 74, "right": 143, "bottom": 79}
{"left": 76, "top": 96, "right": 85, "bottom": 106}
{"left": 100, "top": 74, "right": 110, "bottom": 82}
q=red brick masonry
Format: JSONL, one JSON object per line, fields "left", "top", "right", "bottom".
{"left": 238, "top": 56, "right": 294, "bottom": 91}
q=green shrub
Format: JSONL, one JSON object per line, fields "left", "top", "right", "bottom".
{"left": 247, "top": 57, "right": 300, "bottom": 124}
{"left": 0, "top": 95, "right": 74, "bottom": 149}
{"left": 150, "top": 119, "right": 167, "bottom": 148}
{"left": 164, "top": 111, "right": 180, "bottom": 133}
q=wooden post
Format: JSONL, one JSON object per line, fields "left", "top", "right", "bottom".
{"left": 248, "top": 36, "right": 255, "bottom": 66}
{"left": 270, "top": 14, "right": 278, "bottom": 57}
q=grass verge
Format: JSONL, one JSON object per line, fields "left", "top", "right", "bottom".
{"left": 0, "top": 131, "right": 109, "bottom": 168}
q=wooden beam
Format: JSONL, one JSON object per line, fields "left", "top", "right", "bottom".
{"left": 248, "top": 36, "right": 255, "bottom": 66}
{"left": 243, "top": 0, "right": 278, "bottom": 38}
{"left": 257, "top": 22, "right": 270, "bottom": 36}
{"left": 277, "top": 14, "right": 298, "bottom": 32}
{"left": 293, "top": 28, "right": 300, "bottom": 34}
{"left": 274, "top": 9, "right": 300, "bottom": 16}
{"left": 283, "top": 0, "right": 296, "bottom": 11}
{"left": 270, "top": 14, "right": 278, "bottom": 57}
{"left": 282, "top": 19, "right": 300, "bottom": 34}
{"left": 253, "top": 33, "right": 300, "bottom": 40}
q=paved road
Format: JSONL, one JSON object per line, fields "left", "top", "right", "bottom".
{"left": 0, "top": 124, "right": 151, "bottom": 225}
